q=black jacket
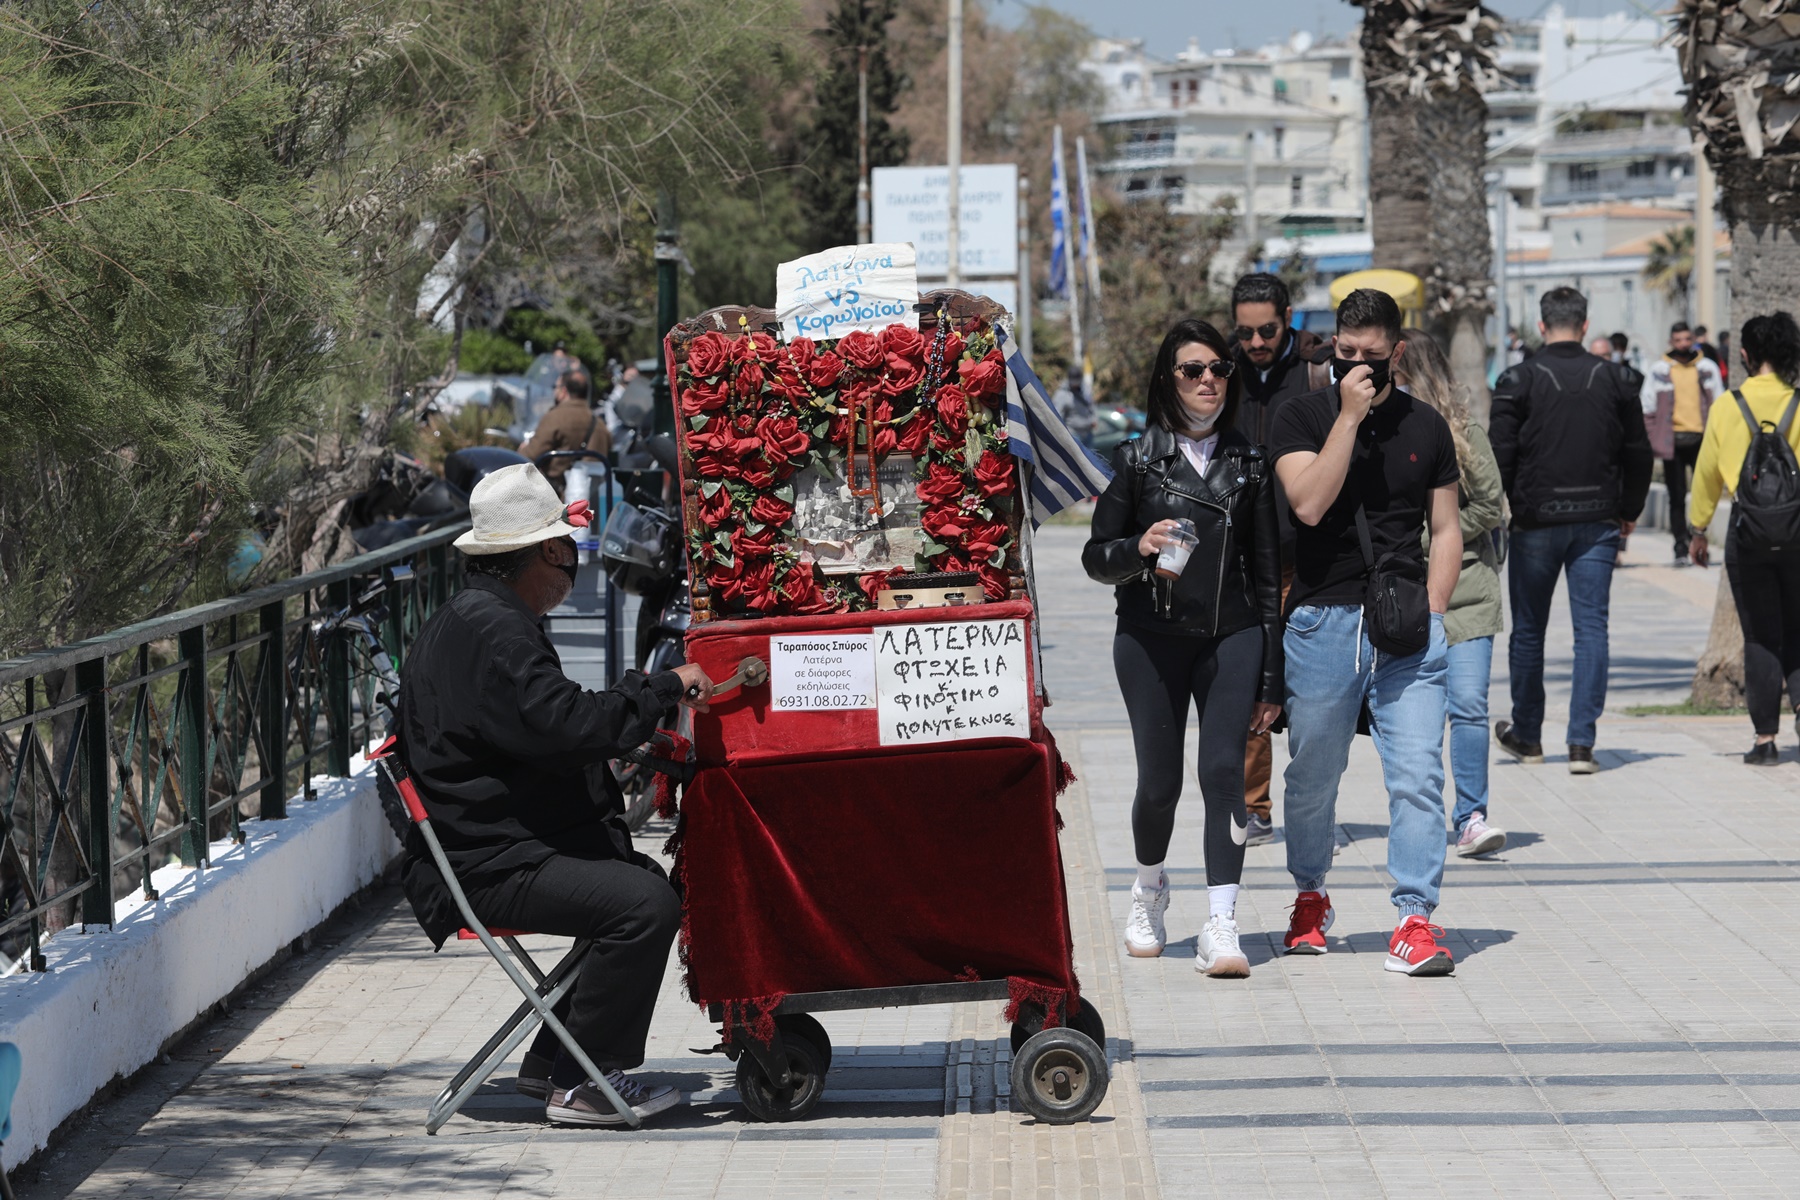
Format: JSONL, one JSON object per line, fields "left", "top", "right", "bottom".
{"left": 1233, "top": 328, "right": 1331, "bottom": 557}
{"left": 1489, "top": 341, "right": 1654, "bottom": 529}
{"left": 1082, "top": 425, "right": 1284, "bottom": 702}
{"left": 396, "top": 573, "right": 682, "bottom": 944}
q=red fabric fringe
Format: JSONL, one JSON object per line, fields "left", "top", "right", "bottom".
{"left": 719, "top": 993, "right": 787, "bottom": 1046}
{"left": 1055, "top": 757, "right": 1076, "bottom": 796}
{"left": 653, "top": 729, "right": 694, "bottom": 820}
{"left": 1003, "top": 975, "right": 1077, "bottom": 1029}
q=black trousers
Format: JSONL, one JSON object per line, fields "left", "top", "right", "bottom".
{"left": 1726, "top": 533, "right": 1800, "bottom": 737}
{"left": 1666, "top": 432, "right": 1705, "bottom": 552}
{"left": 461, "top": 853, "right": 680, "bottom": 1078}
{"left": 1114, "top": 622, "right": 1263, "bottom": 883}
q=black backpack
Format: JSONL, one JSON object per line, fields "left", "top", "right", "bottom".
{"left": 1731, "top": 389, "right": 1800, "bottom": 552}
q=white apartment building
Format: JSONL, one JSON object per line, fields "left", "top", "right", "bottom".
{"left": 1085, "top": 32, "right": 1367, "bottom": 237}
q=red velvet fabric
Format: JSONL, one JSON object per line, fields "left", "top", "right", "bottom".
{"left": 676, "top": 739, "right": 1077, "bottom": 1008}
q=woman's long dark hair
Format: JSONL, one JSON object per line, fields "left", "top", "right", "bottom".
{"left": 1740, "top": 311, "right": 1800, "bottom": 386}
{"left": 1145, "top": 318, "right": 1240, "bottom": 435}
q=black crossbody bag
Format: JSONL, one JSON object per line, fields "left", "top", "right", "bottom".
{"left": 1354, "top": 505, "right": 1431, "bottom": 656}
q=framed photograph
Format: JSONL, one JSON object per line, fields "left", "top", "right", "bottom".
{"left": 791, "top": 454, "right": 923, "bottom": 575}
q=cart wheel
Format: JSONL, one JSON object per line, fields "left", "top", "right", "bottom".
{"left": 775, "top": 1013, "right": 832, "bottom": 1073}
{"left": 1010, "top": 1027, "right": 1109, "bottom": 1125}
{"left": 1009, "top": 996, "right": 1106, "bottom": 1056}
{"left": 736, "top": 1032, "right": 827, "bottom": 1123}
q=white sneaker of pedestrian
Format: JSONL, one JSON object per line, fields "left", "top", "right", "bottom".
{"left": 1455, "top": 813, "right": 1507, "bottom": 858}
{"left": 1196, "top": 914, "right": 1250, "bottom": 978}
{"left": 1124, "top": 876, "right": 1169, "bottom": 958}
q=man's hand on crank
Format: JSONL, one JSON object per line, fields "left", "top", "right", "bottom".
{"left": 673, "top": 663, "right": 714, "bottom": 712}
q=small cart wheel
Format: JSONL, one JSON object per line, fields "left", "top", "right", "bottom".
{"left": 1010, "top": 1028, "right": 1109, "bottom": 1125}
{"left": 736, "top": 1032, "right": 827, "bottom": 1123}
{"left": 775, "top": 1013, "right": 833, "bottom": 1072}
{"left": 1010, "top": 996, "right": 1106, "bottom": 1056}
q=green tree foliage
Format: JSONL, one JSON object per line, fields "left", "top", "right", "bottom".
{"left": 799, "top": 0, "right": 909, "bottom": 250}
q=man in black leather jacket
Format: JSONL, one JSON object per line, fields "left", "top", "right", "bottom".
{"left": 1488, "top": 287, "right": 1652, "bottom": 773}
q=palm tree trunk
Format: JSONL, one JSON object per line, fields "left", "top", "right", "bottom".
{"left": 1366, "top": 92, "right": 1433, "bottom": 281}
{"left": 1419, "top": 83, "right": 1494, "bottom": 424}
{"left": 1691, "top": 568, "right": 1747, "bottom": 710}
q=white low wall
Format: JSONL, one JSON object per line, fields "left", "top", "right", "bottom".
{"left": 0, "top": 755, "right": 399, "bottom": 1170}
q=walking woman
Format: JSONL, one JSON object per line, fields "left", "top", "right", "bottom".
{"left": 1687, "top": 312, "right": 1800, "bottom": 764}
{"left": 1083, "top": 318, "right": 1284, "bottom": 977}
{"left": 1395, "top": 331, "right": 1509, "bottom": 855}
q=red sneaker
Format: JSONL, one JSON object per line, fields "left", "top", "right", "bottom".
{"left": 1282, "top": 891, "right": 1334, "bottom": 955}
{"left": 1385, "top": 916, "right": 1455, "bottom": 976}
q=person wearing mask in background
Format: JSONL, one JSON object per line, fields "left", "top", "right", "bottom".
{"left": 1687, "top": 312, "right": 1800, "bottom": 765}
{"left": 1396, "top": 331, "right": 1508, "bottom": 857}
{"left": 1491, "top": 287, "right": 1653, "bottom": 775}
{"left": 521, "top": 368, "right": 611, "bottom": 493}
{"left": 1696, "top": 324, "right": 1728, "bottom": 385}
{"left": 1269, "top": 288, "right": 1464, "bottom": 977}
{"left": 1643, "top": 322, "right": 1725, "bottom": 565}
{"left": 1085, "top": 318, "right": 1284, "bottom": 977}
{"left": 1228, "top": 273, "right": 1332, "bottom": 848}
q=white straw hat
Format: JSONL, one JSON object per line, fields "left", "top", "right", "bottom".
{"left": 453, "top": 463, "right": 585, "bottom": 554}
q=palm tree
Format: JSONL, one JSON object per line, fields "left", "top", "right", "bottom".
{"left": 1354, "top": 1, "right": 1502, "bottom": 423}
{"left": 1673, "top": 2, "right": 1800, "bottom": 709}
{"left": 1641, "top": 224, "right": 1696, "bottom": 318}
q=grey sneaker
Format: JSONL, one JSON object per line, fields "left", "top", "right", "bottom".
{"left": 1196, "top": 914, "right": 1250, "bottom": 978}
{"left": 1495, "top": 721, "right": 1545, "bottom": 764}
{"left": 1245, "top": 812, "right": 1274, "bottom": 846}
{"left": 1124, "top": 874, "right": 1170, "bottom": 958}
{"left": 1455, "top": 813, "right": 1506, "bottom": 858}
{"left": 1568, "top": 745, "right": 1597, "bottom": 775}
{"left": 515, "top": 1050, "right": 554, "bottom": 1100}
{"left": 546, "top": 1070, "right": 684, "bottom": 1127}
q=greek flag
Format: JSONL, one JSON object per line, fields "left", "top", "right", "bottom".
{"left": 997, "top": 325, "right": 1114, "bottom": 527}
{"left": 1047, "top": 126, "right": 1070, "bottom": 300}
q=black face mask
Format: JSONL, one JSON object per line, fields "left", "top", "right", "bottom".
{"left": 1333, "top": 356, "right": 1392, "bottom": 397}
{"left": 550, "top": 538, "right": 579, "bottom": 590}
{"left": 1670, "top": 347, "right": 1698, "bottom": 363}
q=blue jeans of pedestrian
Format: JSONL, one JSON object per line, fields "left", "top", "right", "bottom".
{"left": 1283, "top": 605, "right": 1449, "bottom": 920}
{"left": 1446, "top": 635, "right": 1494, "bottom": 831}
{"left": 1506, "top": 521, "right": 1620, "bottom": 749}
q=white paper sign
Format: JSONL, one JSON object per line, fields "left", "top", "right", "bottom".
{"left": 872, "top": 165, "right": 1020, "bottom": 278}
{"left": 770, "top": 634, "right": 876, "bottom": 711}
{"left": 776, "top": 243, "right": 918, "bottom": 342}
{"left": 875, "top": 619, "right": 1031, "bottom": 746}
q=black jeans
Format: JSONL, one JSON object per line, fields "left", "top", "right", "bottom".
{"left": 461, "top": 853, "right": 680, "bottom": 1080}
{"left": 1114, "top": 622, "right": 1263, "bottom": 883}
{"left": 1726, "top": 533, "right": 1800, "bottom": 737}
{"left": 1666, "top": 432, "right": 1704, "bottom": 554}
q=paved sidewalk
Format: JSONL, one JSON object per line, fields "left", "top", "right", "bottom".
{"left": 24, "top": 527, "right": 1800, "bottom": 1199}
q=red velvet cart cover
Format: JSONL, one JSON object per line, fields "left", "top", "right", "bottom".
{"left": 673, "top": 736, "right": 1078, "bottom": 1022}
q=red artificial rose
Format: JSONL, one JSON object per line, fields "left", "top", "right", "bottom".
{"left": 738, "top": 455, "right": 778, "bottom": 490}
{"left": 679, "top": 376, "right": 730, "bottom": 417}
{"left": 974, "top": 449, "right": 1014, "bottom": 497}
{"left": 728, "top": 335, "right": 754, "bottom": 364}
{"left": 965, "top": 519, "right": 1010, "bottom": 564}
{"left": 942, "top": 330, "right": 966, "bottom": 364}
{"left": 935, "top": 549, "right": 973, "bottom": 574}
{"left": 734, "top": 360, "right": 766, "bottom": 398}
{"left": 698, "top": 484, "right": 734, "bottom": 528}
{"left": 936, "top": 384, "right": 970, "bottom": 433}
{"left": 881, "top": 323, "right": 924, "bottom": 360}
{"left": 750, "top": 331, "right": 780, "bottom": 363}
{"left": 738, "top": 557, "right": 778, "bottom": 608}
{"left": 767, "top": 368, "right": 808, "bottom": 403}
{"left": 756, "top": 414, "right": 812, "bottom": 462}
{"left": 882, "top": 352, "right": 923, "bottom": 396}
{"left": 921, "top": 505, "right": 971, "bottom": 543}
{"left": 959, "top": 351, "right": 1006, "bottom": 400}
{"left": 838, "top": 330, "right": 884, "bottom": 372}
{"left": 931, "top": 424, "right": 969, "bottom": 454}
{"left": 750, "top": 493, "right": 795, "bottom": 527}
{"left": 685, "top": 332, "right": 730, "bottom": 379}
{"left": 805, "top": 350, "right": 845, "bottom": 391}
{"left": 858, "top": 568, "right": 900, "bottom": 601}
{"left": 917, "top": 461, "right": 967, "bottom": 505}
{"left": 780, "top": 563, "right": 834, "bottom": 615}
{"left": 872, "top": 425, "right": 898, "bottom": 458}
{"left": 733, "top": 523, "right": 781, "bottom": 558}
{"left": 689, "top": 449, "right": 730, "bottom": 479}
{"left": 785, "top": 337, "right": 817, "bottom": 372}
{"left": 978, "top": 562, "right": 1010, "bottom": 600}
{"left": 896, "top": 407, "right": 934, "bottom": 455}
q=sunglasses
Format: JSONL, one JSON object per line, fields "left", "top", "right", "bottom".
{"left": 1175, "top": 359, "right": 1236, "bottom": 381}
{"left": 1234, "top": 322, "right": 1284, "bottom": 342}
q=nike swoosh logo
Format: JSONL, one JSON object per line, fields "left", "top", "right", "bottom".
{"left": 1230, "top": 816, "right": 1248, "bottom": 846}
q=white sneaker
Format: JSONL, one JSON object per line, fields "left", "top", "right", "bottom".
{"left": 1124, "top": 876, "right": 1169, "bottom": 958}
{"left": 1197, "top": 914, "right": 1250, "bottom": 977}
{"left": 1455, "top": 813, "right": 1506, "bottom": 858}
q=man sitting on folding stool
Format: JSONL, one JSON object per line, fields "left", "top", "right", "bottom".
{"left": 398, "top": 463, "right": 713, "bottom": 1126}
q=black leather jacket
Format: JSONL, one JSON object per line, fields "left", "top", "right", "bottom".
{"left": 1083, "top": 426, "right": 1284, "bottom": 702}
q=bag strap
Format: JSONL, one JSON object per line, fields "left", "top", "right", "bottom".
{"left": 1353, "top": 503, "right": 1377, "bottom": 573}
{"left": 1780, "top": 390, "right": 1800, "bottom": 438}
{"left": 1733, "top": 389, "right": 1761, "bottom": 435}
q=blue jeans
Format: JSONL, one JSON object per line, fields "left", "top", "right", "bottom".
{"left": 1446, "top": 635, "right": 1494, "bottom": 831}
{"left": 1506, "top": 521, "right": 1620, "bottom": 748}
{"left": 1282, "top": 605, "right": 1449, "bottom": 919}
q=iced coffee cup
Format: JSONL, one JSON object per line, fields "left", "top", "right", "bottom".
{"left": 1154, "top": 518, "right": 1199, "bottom": 580}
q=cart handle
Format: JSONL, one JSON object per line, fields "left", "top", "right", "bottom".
{"left": 689, "top": 655, "right": 768, "bottom": 702}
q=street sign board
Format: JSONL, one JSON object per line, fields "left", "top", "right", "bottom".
{"left": 872, "top": 165, "right": 1019, "bottom": 280}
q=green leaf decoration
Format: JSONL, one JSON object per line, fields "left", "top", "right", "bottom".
{"left": 689, "top": 414, "right": 709, "bottom": 431}
{"left": 700, "top": 480, "right": 722, "bottom": 498}
{"left": 774, "top": 484, "right": 795, "bottom": 503}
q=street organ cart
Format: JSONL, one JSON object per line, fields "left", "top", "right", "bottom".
{"left": 659, "top": 272, "right": 1110, "bottom": 1125}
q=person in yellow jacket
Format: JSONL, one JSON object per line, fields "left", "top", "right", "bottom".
{"left": 1688, "top": 312, "right": 1800, "bottom": 766}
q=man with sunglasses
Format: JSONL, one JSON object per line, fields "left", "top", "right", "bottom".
{"left": 1230, "top": 274, "right": 1332, "bottom": 847}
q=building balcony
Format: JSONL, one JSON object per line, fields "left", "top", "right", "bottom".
{"left": 1541, "top": 178, "right": 1697, "bottom": 208}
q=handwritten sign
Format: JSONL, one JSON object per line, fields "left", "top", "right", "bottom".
{"left": 770, "top": 634, "right": 875, "bottom": 711}
{"left": 875, "top": 619, "right": 1030, "bottom": 747}
{"left": 775, "top": 243, "right": 919, "bottom": 342}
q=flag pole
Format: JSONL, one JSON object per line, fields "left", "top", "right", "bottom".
{"left": 1053, "top": 126, "right": 1084, "bottom": 406}
{"left": 946, "top": 0, "right": 963, "bottom": 288}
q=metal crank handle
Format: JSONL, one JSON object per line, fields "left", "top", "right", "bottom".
{"left": 688, "top": 655, "right": 769, "bottom": 701}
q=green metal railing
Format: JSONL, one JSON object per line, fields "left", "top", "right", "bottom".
{"left": 0, "top": 525, "right": 468, "bottom": 972}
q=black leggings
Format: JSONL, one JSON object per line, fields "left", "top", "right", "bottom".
{"left": 1727, "top": 534, "right": 1800, "bottom": 737}
{"left": 1114, "top": 622, "right": 1263, "bottom": 883}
